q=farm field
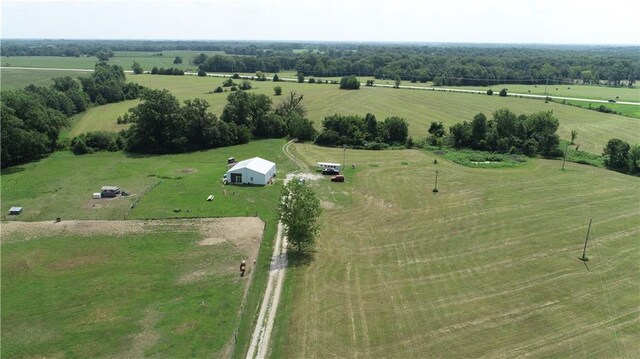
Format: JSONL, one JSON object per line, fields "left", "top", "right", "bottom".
{"left": 1, "top": 218, "right": 263, "bottom": 358}
{"left": 444, "top": 83, "right": 639, "bottom": 103}
{"left": 0, "top": 68, "right": 92, "bottom": 90}
{"left": 0, "top": 50, "right": 224, "bottom": 72}
{"left": 1, "top": 139, "right": 292, "bottom": 358}
{"left": 69, "top": 74, "right": 640, "bottom": 154}
{"left": 64, "top": 99, "right": 139, "bottom": 137}
{"left": 271, "top": 143, "right": 640, "bottom": 358}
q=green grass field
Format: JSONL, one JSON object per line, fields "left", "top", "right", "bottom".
{"left": 1, "top": 139, "right": 293, "bottom": 358}
{"left": 271, "top": 143, "right": 640, "bottom": 358}
{"left": 0, "top": 68, "right": 92, "bottom": 90}
{"left": 2, "top": 57, "right": 639, "bottom": 358}
{"left": 1, "top": 139, "right": 289, "bottom": 221}
{"left": 559, "top": 99, "right": 640, "bottom": 119}
{"left": 68, "top": 74, "right": 639, "bottom": 154}
{"left": 1, "top": 50, "right": 224, "bottom": 72}
{"left": 447, "top": 83, "right": 639, "bottom": 103}
{"left": 1, "top": 225, "right": 248, "bottom": 358}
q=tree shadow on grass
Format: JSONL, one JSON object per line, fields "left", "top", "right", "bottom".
{"left": 1, "top": 166, "right": 25, "bottom": 175}
{"left": 287, "top": 250, "right": 315, "bottom": 268}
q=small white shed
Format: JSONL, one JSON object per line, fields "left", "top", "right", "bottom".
{"left": 225, "top": 157, "right": 276, "bottom": 185}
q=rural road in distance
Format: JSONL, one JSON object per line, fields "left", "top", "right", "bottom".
{"left": 3, "top": 66, "right": 638, "bottom": 106}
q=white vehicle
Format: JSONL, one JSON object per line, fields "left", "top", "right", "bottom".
{"left": 317, "top": 162, "right": 341, "bottom": 172}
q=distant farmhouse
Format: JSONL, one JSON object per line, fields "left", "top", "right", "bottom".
{"left": 225, "top": 157, "right": 276, "bottom": 185}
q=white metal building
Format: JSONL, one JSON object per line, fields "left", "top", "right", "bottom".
{"left": 225, "top": 157, "right": 276, "bottom": 185}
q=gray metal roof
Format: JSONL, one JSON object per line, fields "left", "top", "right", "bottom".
{"left": 227, "top": 157, "right": 275, "bottom": 174}
{"left": 101, "top": 186, "right": 120, "bottom": 191}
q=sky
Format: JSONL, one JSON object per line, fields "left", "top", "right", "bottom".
{"left": 2, "top": 0, "right": 639, "bottom": 45}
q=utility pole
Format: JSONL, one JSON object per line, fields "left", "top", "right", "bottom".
{"left": 579, "top": 219, "right": 592, "bottom": 262}
{"left": 342, "top": 145, "right": 346, "bottom": 171}
{"left": 562, "top": 143, "right": 569, "bottom": 171}
{"left": 432, "top": 170, "right": 439, "bottom": 193}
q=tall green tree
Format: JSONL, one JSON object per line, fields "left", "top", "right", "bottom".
{"left": 125, "top": 89, "right": 183, "bottom": 153}
{"left": 603, "top": 138, "right": 631, "bottom": 172}
{"left": 428, "top": 121, "right": 446, "bottom": 138}
{"left": 279, "top": 180, "right": 322, "bottom": 252}
{"left": 382, "top": 116, "right": 409, "bottom": 144}
{"left": 471, "top": 113, "right": 488, "bottom": 149}
{"left": 629, "top": 145, "right": 640, "bottom": 174}
{"left": 339, "top": 75, "right": 360, "bottom": 90}
{"left": 274, "top": 92, "right": 306, "bottom": 117}
{"left": 132, "top": 61, "right": 143, "bottom": 74}
{"left": 220, "top": 91, "right": 272, "bottom": 133}
{"left": 394, "top": 74, "right": 401, "bottom": 88}
{"left": 173, "top": 56, "right": 183, "bottom": 65}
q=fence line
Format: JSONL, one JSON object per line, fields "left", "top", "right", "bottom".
{"left": 124, "top": 180, "right": 162, "bottom": 219}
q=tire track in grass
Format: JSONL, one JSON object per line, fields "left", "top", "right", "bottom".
{"left": 354, "top": 266, "right": 371, "bottom": 357}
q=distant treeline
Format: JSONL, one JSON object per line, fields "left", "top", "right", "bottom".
{"left": 197, "top": 48, "right": 639, "bottom": 87}
{"left": 1, "top": 64, "right": 141, "bottom": 167}
{"left": 3, "top": 40, "right": 638, "bottom": 86}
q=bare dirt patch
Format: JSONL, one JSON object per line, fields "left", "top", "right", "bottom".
{"left": 321, "top": 200, "right": 336, "bottom": 210}
{"left": 285, "top": 172, "right": 324, "bottom": 183}
{"left": 179, "top": 168, "right": 198, "bottom": 174}
{"left": 2, "top": 217, "right": 265, "bottom": 265}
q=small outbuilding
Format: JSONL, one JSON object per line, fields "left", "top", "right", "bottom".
{"left": 9, "top": 207, "right": 23, "bottom": 215}
{"left": 225, "top": 157, "right": 276, "bottom": 185}
{"left": 100, "top": 186, "right": 121, "bottom": 198}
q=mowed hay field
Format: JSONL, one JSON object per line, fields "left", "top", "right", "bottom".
{"left": 0, "top": 50, "right": 223, "bottom": 71}
{"left": 1, "top": 218, "right": 263, "bottom": 358}
{"left": 0, "top": 68, "right": 92, "bottom": 90}
{"left": 272, "top": 144, "right": 640, "bottom": 358}
{"left": 70, "top": 74, "right": 640, "bottom": 154}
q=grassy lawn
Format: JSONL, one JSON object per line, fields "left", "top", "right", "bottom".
{"left": 1, "top": 226, "right": 247, "bottom": 358}
{"left": 68, "top": 74, "right": 639, "bottom": 154}
{"left": 271, "top": 143, "right": 640, "bottom": 358}
{"left": 64, "top": 100, "right": 139, "bottom": 138}
{"left": 1, "top": 139, "right": 289, "bottom": 221}
{"left": 1, "top": 139, "right": 293, "bottom": 358}
{"left": 0, "top": 68, "right": 92, "bottom": 90}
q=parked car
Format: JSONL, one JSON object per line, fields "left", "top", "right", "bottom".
{"left": 608, "top": 99, "right": 616, "bottom": 103}
{"left": 322, "top": 168, "right": 340, "bottom": 175}
{"left": 331, "top": 175, "right": 345, "bottom": 182}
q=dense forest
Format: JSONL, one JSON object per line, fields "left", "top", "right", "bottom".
{"left": 1, "top": 64, "right": 140, "bottom": 167}
{"left": 3, "top": 40, "right": 639, "bottom": 86}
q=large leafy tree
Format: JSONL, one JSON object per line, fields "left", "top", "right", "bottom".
{"left": 339, "top": 75, "right": 360, "bottom": 90}
{"left": 279, "top": 180, "right": 322, "bottom": 252}
{"left": 603, "top": 138, "right": 631, "bottom": 172}
{"left": 125, "top": 89, "right": 183, "bottom": 153}
{"left": 220, "top": 91, "right": 272, "bottom": 134}
{"left": 382, "top": 116, "right": 409, "bottom": 144}
{"left": 1, "top": 92, "right": 67, "bottom": 167}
